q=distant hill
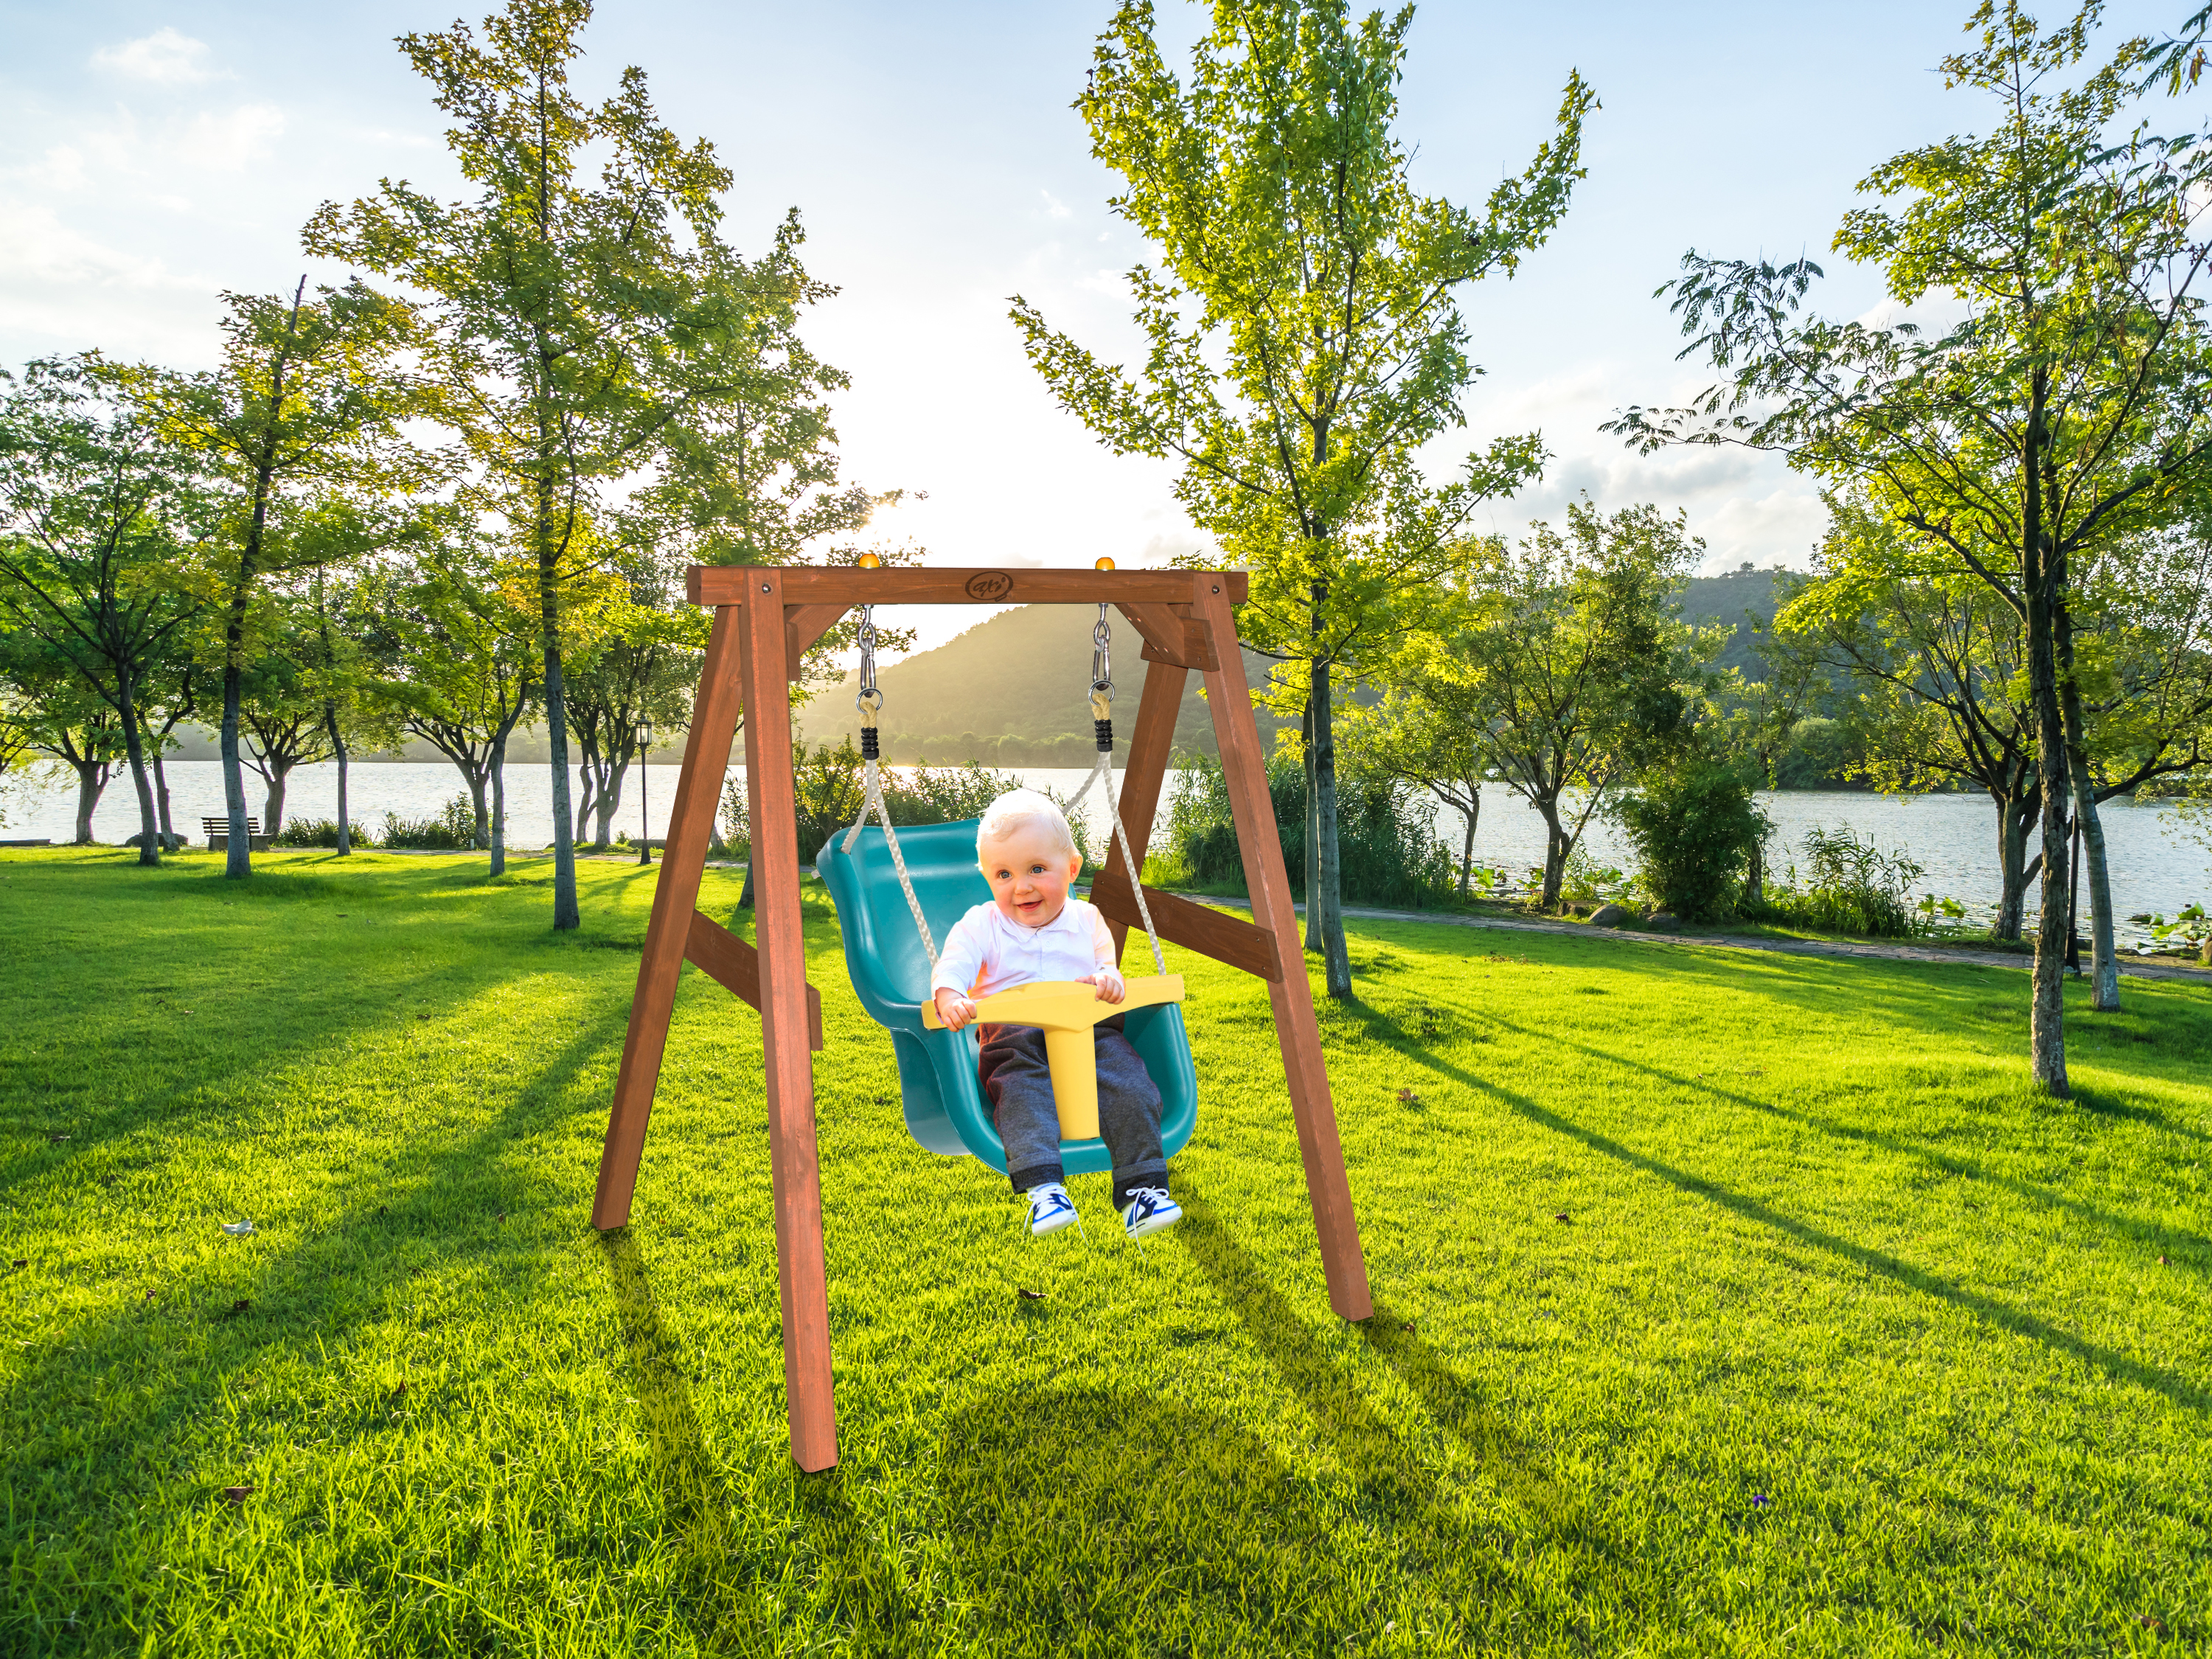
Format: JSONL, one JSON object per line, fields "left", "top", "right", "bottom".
{"left": 795, "top": 603, "right": 1296, "bottom": 766}
{"left": 1679, "top": 565, "right": 1789, "bottom": 681}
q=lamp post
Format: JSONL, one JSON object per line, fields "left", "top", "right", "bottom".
{"left": 638, "top": 722, "right": 653, "bottom": 866}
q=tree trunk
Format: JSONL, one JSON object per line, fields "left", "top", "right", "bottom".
{"left": 1455, "top": 791, "right": 1478, "bottom": 896}
{"left": 1310, "top": 655, "right": 1351, "bottom": 998}
{"left": 72, "top": 759, "right": 108, "bottom": 844}
{"left": 2055, "top": 608, "right": 2119, "bottom": 1012}
{"left": 2023, "top": 435, "right": 2069, "bottom": 1097}
{"left": 574, "top": 736, "right": 601, "bottom": 847}
{"left": 541, "top": 551, "right": 580, "bottom": 931}
{"left": 1301, "top": 698, "right": 1320, "bottom": 943}
{"left": 153, "top": 750, "right": 175, "bottom": 845}
{"left": 1744, "top": 832, "right": 1767, "bottom": 908}
{"left": 220, "top": 663, "right": 251, "bottom": 877}
{"left": 119, "top": 681, "right": 161, "bottom": 867}
{"left": 594, "top": 754, "right": 627, "bottom": 847}
{"left": 1992, "top": 793, "right": 2039, "bottom": 942}
{"left": 490, "top": 736, "right": 509, "bottom": 877}
{"left": 327, "top": 702, "right": 351, "bottom": 857}
{"left": 468, "top": 772, "right": 492, "bottom": 851}
{"left": 1536, "top": 798, "right": 1572, "bottom": 911}
{"left": 262, "top": 762, "right": 292, "bottom": 839}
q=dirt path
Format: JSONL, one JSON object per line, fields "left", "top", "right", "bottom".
{"left": 1170, "top": 893, "right": 2212, "bottom": 986}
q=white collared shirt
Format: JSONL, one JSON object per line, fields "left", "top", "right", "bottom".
{"left": 931, "top": 897, "right": 1119, "bottom": 1001}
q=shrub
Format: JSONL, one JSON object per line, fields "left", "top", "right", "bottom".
{"left": 1613, "top": 759, "right": 1770, "bottom": 922}
{"left": 274, "top": 817, "right": 343, "bottom": 848}
{"left": 1752, "top": 824, "right": 1925, "bottom": 938}
{"left": 720, "top": 739, "right": 1026, "bottom": 864}
{"left": 1155, "top": 748, "right": 1455, "bottom": 908}
{"left": 380, "top": 795, "right": 479, "bottom": 851}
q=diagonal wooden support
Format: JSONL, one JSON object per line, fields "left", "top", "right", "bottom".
{"left": 684, "top": 910, "right": 825, "bottom": 1051}
{"left": 737, "top": 571, "right": 838, "bottom": 1472}
{"left": 1090, "top": 870, "right": 1282, "bottom": 983}
{"left": 1196, "top": 577, "right": 1373, "bottom": 1323}
{"left": 595, "top": 605, "right": 744, "bottom": 1232}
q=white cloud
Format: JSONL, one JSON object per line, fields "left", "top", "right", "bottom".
{"left": 90, "top": 27, "right": 224, "bottom": 86}
{"left": 1039, "top": 188, "right": 1072, "bottom": 220}
{"left": 177, "top": 105, "right": 286, "bottom": 172}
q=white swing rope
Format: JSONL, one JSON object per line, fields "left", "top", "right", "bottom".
{"left": 839, "top": 599, "right": 1168, "bottom": 982}
{"left": 1062, "top": 604, "right": 1168, "bottom": 978}
{"left": 841, "top": 605, "right": 939, "bottom": 970}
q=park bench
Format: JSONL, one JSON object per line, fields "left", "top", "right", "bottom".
{"left": 202, "top": 816, "right": 271, "bottom": 852}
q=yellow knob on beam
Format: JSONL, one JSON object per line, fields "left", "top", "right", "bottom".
{"left": 1095, "top": 557, "right": 1116, "bottom": 571}
{"left": 857, "top": 552, "right": 883, "bottom": 568}
{"left": 922, "top": 975, "right": 1185, "bottom": 1138}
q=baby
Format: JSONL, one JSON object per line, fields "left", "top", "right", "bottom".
{"left": 931, "top": 789, "right": 1183, "bottom": 1240}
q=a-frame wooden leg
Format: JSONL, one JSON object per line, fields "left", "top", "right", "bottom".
{"left": 737, "top": 575, "right": 838, "bottom": 1472}
{"left": 594, "top": 605, "right": 744, "bottom": 1231}
{"left": 1196, "top": 581, "right": 1374, "bottom": 1322}
{"left": 1101, "top": 655, "right": 1189, "bottom": 964}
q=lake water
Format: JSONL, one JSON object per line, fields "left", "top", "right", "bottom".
{"left": 8, "top": 758, "right": 2205, "bottom": 947}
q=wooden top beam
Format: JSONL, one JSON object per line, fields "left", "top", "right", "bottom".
{"left": 686, "top": 566, "right": 1248, "bottom": 608}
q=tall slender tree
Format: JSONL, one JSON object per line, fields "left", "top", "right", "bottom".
{"left": 116, "top": 282, "right": 423, "bottom": 878}
{"left": 1010, "top": 0, "right": 1590, "bottom": 997}
{"left": 0, "top": 359, "right": 213, "bottom": 865}
{"left": 307, "top": 0, "right": 889, "bottom": 930}
{"left": 1609, "top": 1, "right": 2212, "bottom": 1093}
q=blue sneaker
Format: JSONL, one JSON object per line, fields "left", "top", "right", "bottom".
{"left": 1120, "top": 1186, "right": 1182, "bottom": 1239}
{"left": 1026, "top": 1183, "right": 1079, "bottom": 1237}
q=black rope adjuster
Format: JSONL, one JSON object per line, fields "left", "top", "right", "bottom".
{"left": 1090, "top": 603, "right": 1114, "bottom": 752}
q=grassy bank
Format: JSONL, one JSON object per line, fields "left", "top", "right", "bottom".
{"left": 2, "top": 847, "right": 2207, "bottom": 1655}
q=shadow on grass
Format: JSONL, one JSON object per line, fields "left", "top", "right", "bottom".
{"left": 1506, "top": 1020, "right": 2212, "bottom": 1269}
{"left": 597, "top": 1228, "right": 731, "bottom": 1565}
{"left": 0, "top": 994, "right": 638, "bottom": 1649}
{"left": 1374, "top": 1029, "right": 2211, "bottom": 1416}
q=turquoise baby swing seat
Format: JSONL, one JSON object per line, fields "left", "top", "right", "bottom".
{"left": 815, "top": 818, "right": 1197, "bottom": 1175}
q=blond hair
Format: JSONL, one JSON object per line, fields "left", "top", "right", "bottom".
{"left": 975, "top": 788, "right": 1077, "bottom": 863}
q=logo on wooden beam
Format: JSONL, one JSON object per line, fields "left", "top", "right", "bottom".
{"left": 964, "top": 571, "right": 1014, "bottom": 602}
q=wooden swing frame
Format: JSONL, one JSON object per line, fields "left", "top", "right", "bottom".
{"left": 591, "top": 564, "right": 1373, "bottom": 1472}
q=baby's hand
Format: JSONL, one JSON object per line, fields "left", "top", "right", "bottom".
{"left": 933, "top": 987, "right": 978, "bottom": 1031}
{"left": 1091, "top": 968, "right": 1125, "bottom": 1004}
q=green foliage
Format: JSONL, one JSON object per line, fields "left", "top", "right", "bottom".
{"left": 1753, "top": 824, "right": 1927, "bottom": 939}
{"left": 720, "top": 737, "right": 1024, "bottom": 865}
{"left": 1613, "top": 759, "right": 1770, "bottom": 922}
{"left": 273, "top": 817, "right": 344, "bottom": 848}
{"left": 378, "top": 794, "right": 479, "bottom": 851}
{"left": 1156, "top": 748, "right": 1453, "bottom": 908}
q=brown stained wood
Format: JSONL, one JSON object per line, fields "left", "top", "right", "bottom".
{"left": 1197, "top": 582, "right": 1374, "bottom": 1323}
{"left": 783, "top": 604, "right": 850, "bottom": 678}
{"left": 684, "top": 910, "right": 825, "bottom": 1051}
{"left": 1115, "top": 602, "right": 1217, "bottom": 670}
{"left": 689, "top": 566, "right": 1248, "bottom": 608}
{"left": 1090, "top": 870, "right": 1283, "bottom": 983}
{"left": 737, "top": 575, "right": 840, "bottom": 1473}
{"left": 1099, "top": 653, "right": 1189, "bottom": 963}
{"left": 594, "top": 605, "right": 746, "bottom": 1232}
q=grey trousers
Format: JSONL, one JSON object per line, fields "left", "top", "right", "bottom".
{"left": 977, "top": 1018, "right": 1167, "bottom": 1206}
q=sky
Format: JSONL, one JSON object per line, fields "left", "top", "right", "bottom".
{"left": 0, "top": 0, "right": 2188, "bottom": 657}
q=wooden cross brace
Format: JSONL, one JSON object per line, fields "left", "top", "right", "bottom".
{"left": 590, "top": 566, "right": 1372, "bottom": 1472}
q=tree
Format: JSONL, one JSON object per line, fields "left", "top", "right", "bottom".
{"left": 369, "top": 543, "right": 543, "bottom": 875}
{"left": 0, "top": 358, "right": 213, "bottom": 865}
{"left": 1784, "top": 498, "right": 2050, "bottom": 937}
{"left": 1009, "top": 0, "right": 1591, "bottom": 998}
{"left": 1394, "top": 501, "right": 1703, "bottom": 911}
{"left": 1336, "top": 686, "right": 1487, "bottom": 895}
{"left": 565, "top": 573, "right": 701, "bottom": 848}
{"left": 117, "top": 282, "right": 424, "bottom": 880}
{"left": 1697, "top": 574, "right": 1833, "bottom": 904}
{"left": 1609, "top": 1, "right": 2212, "bottom": 1093}
{"left": 307, "top": 0, "right": 892, "bottom": 931}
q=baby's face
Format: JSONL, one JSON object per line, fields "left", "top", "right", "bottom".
{"left": 980, "top": 822, "right": 1082, "bottom": 930}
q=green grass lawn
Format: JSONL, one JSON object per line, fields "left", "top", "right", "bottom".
{"left": 3, "top": 846, "right": 2208, "bottom": 1657}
